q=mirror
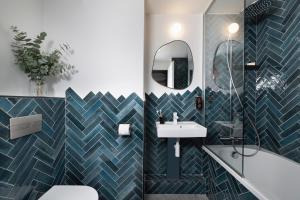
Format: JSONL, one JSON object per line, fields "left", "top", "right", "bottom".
{"left": 213, "top": 40, "right": 243, "bottom": 90}
{"left": 152, "top": 40, "right": 194, "bottom": 90}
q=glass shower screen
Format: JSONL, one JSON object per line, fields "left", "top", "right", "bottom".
{"left": 203, "top": 0, "right": 245, "bottom": 175}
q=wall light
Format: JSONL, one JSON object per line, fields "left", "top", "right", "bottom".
{"left": 170, "top": 22, "right": 183, "bottom": 38}
{"left": 228, "top": 23, "right": 240, "bottom": 34}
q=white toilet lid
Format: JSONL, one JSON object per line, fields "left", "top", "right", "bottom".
{"left": 39, "top": 186, "right": 98, "bottom": 200}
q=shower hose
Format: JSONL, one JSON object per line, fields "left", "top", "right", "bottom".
{"left": 226, "top": 35, "right": 261, "bottom": 157}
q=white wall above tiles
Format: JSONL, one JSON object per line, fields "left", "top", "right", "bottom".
{"left": 42, "top": 0, "right": 144, "bottom": 98}
{"left": 0, "top": 0, "right": 144, "bottom": 98}
{"left": 0, "top": 0, "right": 44, "bottom": 97}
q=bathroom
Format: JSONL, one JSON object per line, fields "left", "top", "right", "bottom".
{"left": 0, "top": 0, "right": 299, "bottom": 199}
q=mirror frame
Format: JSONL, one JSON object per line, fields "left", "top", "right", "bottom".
{"left": 151, "top": 40, "right": 194, "bottom": 90}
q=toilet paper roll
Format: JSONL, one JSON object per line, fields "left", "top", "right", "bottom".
{"left": 118, "top": 124, "right": 130, "bottom": 136}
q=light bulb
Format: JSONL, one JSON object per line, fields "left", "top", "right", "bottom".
{"left": 170, "top": 23, "right": 182, "bottom": 38}
{"left": 228, "top": 23, "right": 240, "bottom": 34}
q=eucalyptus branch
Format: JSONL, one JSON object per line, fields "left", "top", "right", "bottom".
{"left": 10, "top": 26, "right": 77, "bottom": 85}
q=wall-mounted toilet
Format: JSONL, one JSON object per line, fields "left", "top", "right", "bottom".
{"left": 39, "top": 186, "right": 98, "bottom": 200}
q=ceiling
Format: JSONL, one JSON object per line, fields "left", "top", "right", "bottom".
{"left": 206, "top": 0, "right": 244, "bottom": 14}
{"left": 146, "top": 0, "right": 249, "bottom": 15}
{"left": 146, "top": 0, "right": 213, "bottom": 15}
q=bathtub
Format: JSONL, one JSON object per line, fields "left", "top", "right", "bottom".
{"left": 203, "top": 145, "right": 300, "bottom": 200}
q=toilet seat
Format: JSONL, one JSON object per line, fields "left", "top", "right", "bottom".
{"left": 39, "top": 185, "right": 98, "bottom": 200}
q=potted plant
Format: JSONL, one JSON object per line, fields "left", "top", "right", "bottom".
{"left": 10, "top": 26, "right": 76, "bottom": 96}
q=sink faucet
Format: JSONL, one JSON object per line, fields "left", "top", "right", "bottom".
{"left": 173, "top": 112, "right": 179, "bottom": 125}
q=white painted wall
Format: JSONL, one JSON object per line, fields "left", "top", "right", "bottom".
{"left": 144, "top": 14, "right": 204, "bottom": 96}
{"left": 42, "top": 0, "right": 144, "bottom": 98}
{"left": 0, "top": 0, "right": 144, "bottom": 98}
{"left": 0, "top": 0, "right": 43, "bottom": 96}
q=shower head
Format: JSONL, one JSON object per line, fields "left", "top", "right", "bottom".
{"left": 245, "top": 0, "right": 272, "bottom": 17}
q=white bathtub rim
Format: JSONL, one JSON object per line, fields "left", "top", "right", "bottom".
{"left": 218, "top": 144, "right": 300, "bottom": 167}
{"left": 203, "top": 145, "right": 269, "bottom": 200}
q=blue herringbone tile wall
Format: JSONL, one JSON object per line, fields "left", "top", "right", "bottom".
{"left": 144, "top": 88, "right": 206, "bottom": 194}
{"left": 65, "top": 88, "right": 144, "bottom": 200}
{"left": 0, "top": 97, "right": 65, "bottom": 200}
{"left": 244, "top": 16, "right": 258, "bottom": 145}
{"left": 145, "top": 174, "right": 206, "bottom": 194}
{"left": 203, "top": 153, "right": 258, "bottom": 200}
{"left": 205, "top": 88, "right": 234, "bottom": 145}
{"left": 244, "top": 0, "right": 300, "bottom": 163}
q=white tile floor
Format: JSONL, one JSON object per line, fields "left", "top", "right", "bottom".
{"left": 144, "top": 194, "right": 209, "bottom": 200}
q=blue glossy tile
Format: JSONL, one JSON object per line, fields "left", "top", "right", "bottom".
{"left": 83, "top": 91, "right": 96, "bottom": 102}
{"left": 65, "top": 88, "right": 143, "bottom": 200}
{"left": 0, "top": 109, "right": 11, "bottom": 127}
{"left": 66, "top": 112, "right": 85, "bottom": 131}
{"left": 8, "top": 98, "right": 32, "bottom": 117}
{"left": 0, "top": 97, "right": 66, "bottom": 198}
{"left": 0, "top": 98, "right": 13, "bottom": 112}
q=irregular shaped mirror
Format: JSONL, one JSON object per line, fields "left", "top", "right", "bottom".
{"left": 213, "top": 40, "right": 243, "bottom": 90}
{"left": 152, "top": 40, "right": 194, "bottom": 90}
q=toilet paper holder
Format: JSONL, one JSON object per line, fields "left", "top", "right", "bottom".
{"left": 118, "top": 124, "right": 131, "bottom": 136}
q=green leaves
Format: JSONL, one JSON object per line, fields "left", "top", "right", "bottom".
{"left": 34, "top": 32, "right": 46, "bottom": 45}
{"left": 10, "top": 26, "right": 76, "bottom": 85}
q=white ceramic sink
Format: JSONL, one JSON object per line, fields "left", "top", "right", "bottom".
{"left": 156, "top": 121, "right": 207, "bottom": 138}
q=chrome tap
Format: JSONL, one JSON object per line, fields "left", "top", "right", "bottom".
{"left": 173, "top": 112, "right": 179, "bottom": 125}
